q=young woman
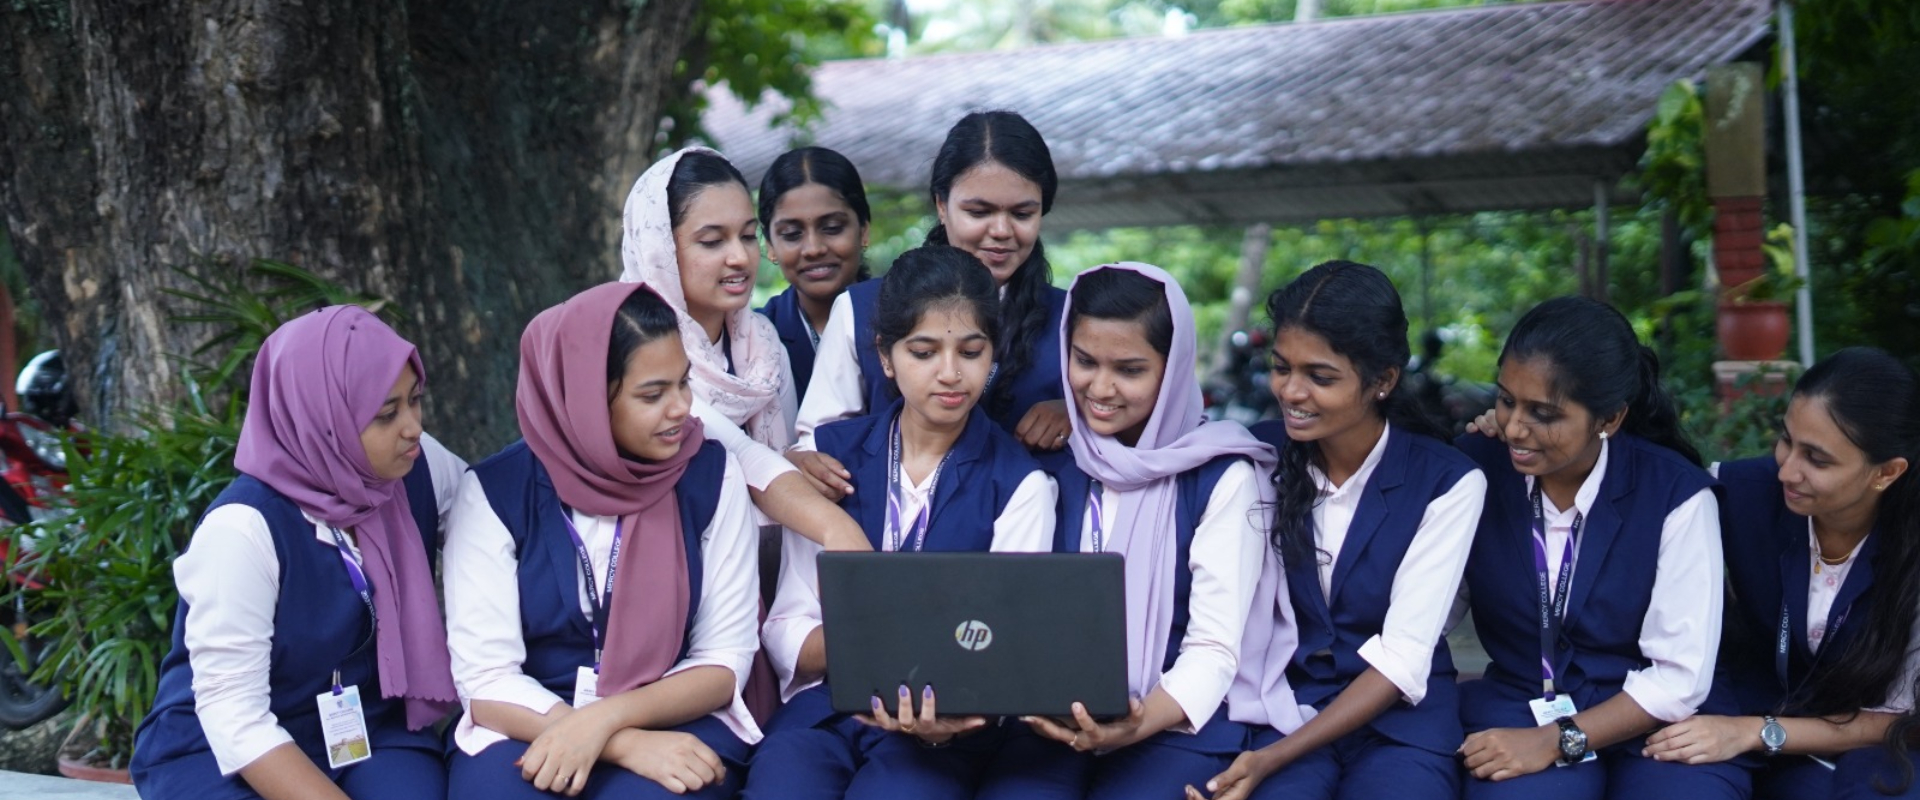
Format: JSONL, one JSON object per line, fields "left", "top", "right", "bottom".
{"left": 1454, "top": 296, "right": 1730, "bottom": 799}
{"left": 755, "top": 146, "right": 872, "bottom": 404}
{"left": 131, "top": 306, "right": 462, "bottom": 800}
{"left": 744, "top": 245, "right": 1057, "bottom": 800}
{"left": 1194, "top": 260, "right": 1487, "bottom": 800}
{"left": 443, "top": 282, "right": 759, "bottom": 800}
{"left": 1642, "top": 347, "right": 1920, "bottom": 800}
{"left": 790, "top": 110, "right": 1072, "bottom": 500}
{"left": 975, "top": 262, "right": 1276, "bottom": 800}
{"left": 619, "top": 146, "right": 866, "bottom": 553}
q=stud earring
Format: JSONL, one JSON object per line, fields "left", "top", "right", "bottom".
{"left": 1599, "top": 431, "right": 1610, "bottom": 440}
{"left": 1377, "top": 392, "right": 1386, "bottom": 399}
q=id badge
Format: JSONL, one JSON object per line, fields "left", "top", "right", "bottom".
{"left": 573, "top": 665, "right": 601, "bottom": 708}
{"left": 316, "top": 685, "right": 373, "bottom": 769}
{"left": 1528, "top": 695, "right": 1595, "bottom": 765}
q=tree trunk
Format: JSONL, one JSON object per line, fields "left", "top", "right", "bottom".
{"left": 0, "top": 0, "right": 701, "bottom": 458}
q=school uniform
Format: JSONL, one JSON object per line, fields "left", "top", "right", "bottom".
{"left": 131, "top": 435, "right": 465, "bottom": 800}
{"left": 1457, "top": 433, "right": 1736, "bottom": 800}
{"left": 443, "top": 439, "right": 760, "bottom": 800}
{"left": 792, "top": 280, "right": 1070, "bottom": 467}
{"left": 1712, "top": 457, "right": 1920, "bottom": 800}
{"left": 745, "top": 401, "right": 1057, "bottom": 800}
{"left": 975, "top": 454, "right": 1264, "bottom": 800}
{"left": 758, "top": 286, "right": 820, "bottom": 404}
{"left": 1235, "top": 423, "right": 1485, "bottom": 800}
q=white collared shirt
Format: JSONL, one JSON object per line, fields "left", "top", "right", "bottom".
{"left": 443, "top": 451, "right": 763, "bottom": 754}
{"left": 176, "top": 433, "right": 466, "bottom": 776}
{"left": 792, "top": 292, "right": 865, "bottom": 451}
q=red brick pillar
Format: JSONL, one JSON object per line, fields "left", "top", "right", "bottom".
{"left": 1706, "top": 64, "right": 1793, "bottom": 410}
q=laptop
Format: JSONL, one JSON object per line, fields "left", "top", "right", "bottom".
{"left": 817, "top": 551, "right": 1129, "bottom": 719}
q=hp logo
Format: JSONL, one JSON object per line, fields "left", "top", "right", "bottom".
{"left": 954, "top": 620, "right": 993, "bottom": 651}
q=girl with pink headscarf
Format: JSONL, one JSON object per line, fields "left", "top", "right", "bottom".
{"left": 131, "top": 306, "right": 463, "bottom": 800}
{"left": 442, "top": 282, "right": 762, "bottom": 800}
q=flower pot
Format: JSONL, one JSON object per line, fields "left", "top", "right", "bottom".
{"left": 1717, "top": 300, "right": 1791, "bottom": 361}
{"left": 56, "top": 752, "right": 132, "bottom": 784}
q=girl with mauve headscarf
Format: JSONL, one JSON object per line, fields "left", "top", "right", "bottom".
{"left": 132, "top": 306, "right": 464, "bottom": 800}
{"left": 442, "top": 283, "right": 761, "bottom": 800}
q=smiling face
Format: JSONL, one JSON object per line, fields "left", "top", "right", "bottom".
{"left": 1494, "top": 355, "right": 1623, "bottom": 482}
{"left": 766, "top": 182, "right": 868, "bottom": 306}
{"left": 1774, "top": 394, "right": 1905, "bottom": 521}
{"left": 934, "top": 161, "right": 1043, "bottom": 285}
{"left": 608, "top": 335, "right": 695, "bottom": 462}
{"left": 1068, "top": 316, "right": 1167, "bottom": 446}
{"left": 1267, "top": 326, "right": 1390, "bottom": 451}
{"left": 360, "top": 365, "right": 424, "bottom": 481}
{"left": 878, "top": 303, "right": 994, "bottom": 434}
{"left": 672, "top": 182, "right": 760, "bottom": 340}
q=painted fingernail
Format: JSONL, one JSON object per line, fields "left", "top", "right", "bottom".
{"left": 924, "top": 684, "right": 934, "bottom": 699}
{"left": 871, "top": 695, "right": 882, "bottom": 711}
{"left": 899, "top": 683, "right": 911, "bottom": 696}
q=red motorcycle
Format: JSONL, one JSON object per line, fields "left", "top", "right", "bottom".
{"left": 0, "top": 350, "right": 80, "bottom": 729}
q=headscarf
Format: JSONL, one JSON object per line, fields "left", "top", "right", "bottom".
{"left": 234, "top": 306, "right": 456, "bottom": 730}
{"left": 1062, "top": 263, "right": 1278, "bottom": 699}
{"left": 619, "top": 146, "right": 792, "bottom": 452}
{"left": 517, "top": 281, "right": 708, "bottom": 695}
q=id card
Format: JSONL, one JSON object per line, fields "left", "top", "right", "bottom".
{"left": 316, "top": 685, "right": 373, "bottom": 769}
{"left": 573, "top": 665, "right": 601, "bottom": 708}
{"left": 1528, "top": 695, "right": 1595, "bottom": 765}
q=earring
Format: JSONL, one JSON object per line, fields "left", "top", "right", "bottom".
{"left": 1599, "top": 431, "right": 1610, "bottom": 440}
{"left": 1377, "top": 392, "right": 1386, "bottom": 399}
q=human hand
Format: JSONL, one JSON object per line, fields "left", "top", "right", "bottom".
{"left": 1462, "top": 409, "right": 1501, "bottom": 440}
{"left": 856, "top": 684, "right": 988, "bottom": 746}
{"left": 1016, "top": 400, "right": 1072, "bottom": 451}
{"left": 786, "top": 449, "right": 854, "bottom": 500}
{"left": 1460, "top": 725, "right": 1560, "bottom": 782}
{"left": 1185, "top": 748, "right": 1281, "bottom": 800}
{"left": 1022, "top": 698, "right": 1148, "bottom": 753}
{"left": 1643, "top": 715, "right": 1757, "bottom": 765}
{"left": 605, "top": 729, "right": 727, "bottom": 795}
{"left": 516, "top": 706, "right": 617, "bottom": 796}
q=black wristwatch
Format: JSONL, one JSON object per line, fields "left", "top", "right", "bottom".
{"left": 1555, "top": 716, "right": 1589, "bottom": 766}
{"left": 1760, "top": 715, "right": 1787, "bottom": 756}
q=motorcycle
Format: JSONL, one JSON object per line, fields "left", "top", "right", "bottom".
{"left": 0, "top": 350, "right": 80, "bottom": 730}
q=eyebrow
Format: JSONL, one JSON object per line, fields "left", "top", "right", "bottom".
{"left": 1071, "top": 345, "right": 1149, "bottom": 363}
{"left": 957, "top": 197, "right": 1040, "bottom": 210}
{"left": 1271, "top": 351, "right": 1341, "bottom": 371}
{"left": 906, "top": 332, "right": 990, "bottom": 345}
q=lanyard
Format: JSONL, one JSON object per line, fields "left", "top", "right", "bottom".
{"left": 1531, "top": 484, "right": 1581, "bottom": 700}
{"left": 1088, "top": 481, "right": 1107, "bottom": 554}
{"left": 1774, "top": 588, "right": 1852, "bottom": 694}
{"left": 560, "top": 509, "right": 624, "bottom": 669}
{"left": 885, "top": 413, "right": 954, "bottom": 553}
{"left": 326, "top": 526, "right": 376, "bottom": 694}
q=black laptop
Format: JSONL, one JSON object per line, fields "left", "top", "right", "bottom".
{"left": 817, "top": 551, "right": 1129, "bottom": 719}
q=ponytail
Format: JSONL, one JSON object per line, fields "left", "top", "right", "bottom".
{"left": 1623, "top": 345, "right": 1702, "bottom": 466}
{"left": 1501, "top": 297, "right": 1698, "bottom": 465}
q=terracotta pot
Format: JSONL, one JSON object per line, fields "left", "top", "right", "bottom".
{"left": 56, "top": 752, "right": 132, "bottom": 784}
{"left": 1717, "top": 300, "right": 1791, "bottom": 361}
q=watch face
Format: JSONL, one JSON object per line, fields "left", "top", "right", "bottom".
{"left": 1559, "top": 723, "right": 1588, "bottom": 761}
{"left": 1761, "top": 720, "right": 1787, "bottom": 749}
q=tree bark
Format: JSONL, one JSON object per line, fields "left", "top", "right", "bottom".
{"left": 0, "top": 0, "right": 701, "bottom": 458}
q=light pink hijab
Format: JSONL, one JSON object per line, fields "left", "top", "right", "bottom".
{"left": 619, "top": 146, "right": 792, "bottom": 452}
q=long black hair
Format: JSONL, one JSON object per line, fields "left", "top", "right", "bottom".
{"left": 1498, "top": 296, "right": 1702, "bottom": 466}
{"left": 667, "top": 150, "right": 750, "bottom": 229}
{"left": 1266, "top": 261, "right": 1445, "bottom": 568}
{"left": 1066, "top": 267, "right": 1173, "bottom": 357}
{"left": 607, "top": 286, "right": 681, "bottom": 388}
{"left": 757, "top": 146, "right": 874, "bottom": 282}
{"left": 872, "top": 245, "right": 1001, "bottom": 396}
{"left": 1782, "top": 348, "right": 1920, "bottom": 787}
{"left": 923, "top": 110, "right": 1058, "bottom": 419}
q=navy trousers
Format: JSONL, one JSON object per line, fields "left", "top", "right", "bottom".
{"left": 1833, "top": 745, "right": 1920, "bottom": 800}
{"left": 975, "top": 724, "right": 1237, "bottom": 800}
{"left": 739, "top": 712, "right": 1004, "bottom": 800}
{"left": 447, "top": 716, "right": 746, "bottom": 800}
{"left": 133, "top": 739, "right": 446, "bottom": 800}
{"left": 1244, "top": 724, "right": 1459, "bottom": 800}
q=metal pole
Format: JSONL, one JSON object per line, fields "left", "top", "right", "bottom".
{"left": 1594, "top": 179, "right": 1611, "bottom": 303}
{"left": 1780, "top": 0, "right": 1816, "bottom": 365}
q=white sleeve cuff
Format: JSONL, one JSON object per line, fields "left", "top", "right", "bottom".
{"left": 1357, "top": 634, "right": 1429, "bottom": 706}
{"left": 1622, "top": 671, "right": 1697, "bottom": 724}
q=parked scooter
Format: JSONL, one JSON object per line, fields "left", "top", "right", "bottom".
{"left": 0, "top": 350, "right": 80, "bottom": 729}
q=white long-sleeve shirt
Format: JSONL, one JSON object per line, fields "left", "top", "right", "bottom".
{"left": 1079, "top": 460, "right": 1265, "bottom": 734}
{"left": 177, "top": 433, "right": 466, "bottom": 775}
{"left": 762, "top": 470, "right": 1057, "bottom": 700}
{"left": 791, "top": 292, "right": 864, "bottom": 451}
{"left": 443, "top": 451, "right": 762, "bottom": 754}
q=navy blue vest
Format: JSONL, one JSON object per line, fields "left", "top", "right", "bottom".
{"left": 1053, "top": 452, "right": 1244, "bottom": 754}
{"left": 758, "top": 286, "right": 818, "bottom": 404}
{"left": 1712, "top": 456, "right": 1880, "bottom": 716}
{"left": 1459, "top": 433, "right": 1716, "bottom": 717}
{"left": 844, "top": 279, "right": 1068, "bottom": 446}
{"left": 468, "top": 439, "right": 725, "bottom": 699}
{"left": 1253, "top": 422, "right": 1477, "bottom": 755}
{"left": 132, "top": 460, "right": 442, "bottom": 789}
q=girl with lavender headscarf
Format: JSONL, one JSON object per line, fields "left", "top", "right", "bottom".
{"left": 975, "top": 262, "right": 1277, "bottom": 800}
{"left": 442, "top": 283, "right": 760, "bottom": 800}
{"left": 132, "top": 306, "right": 463, "bottom": 800}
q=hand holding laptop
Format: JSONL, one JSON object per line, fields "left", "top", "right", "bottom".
{"left": 855, "top": 683, "right": 989, "bottom": 746}
{"left": 1023, "top": 697, "right": 1147, "bottom": 754}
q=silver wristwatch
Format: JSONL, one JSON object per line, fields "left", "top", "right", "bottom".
{"left": 1760, "top": 715, "right": 1787, "bottom": 756}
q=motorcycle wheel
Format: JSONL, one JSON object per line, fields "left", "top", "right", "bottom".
{"left": 0, "top": 606, "right": 66, "bottom": 730}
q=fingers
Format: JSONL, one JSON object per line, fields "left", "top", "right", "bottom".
{"left": 788, "top": 451, "right": 854, "bottom": 499}
{"left": 1070, "top": 701, "right": 1100, "bottom": 733}
{"left": 920, "top": 685, "right": 939, "bottom": 729}
{"left": 865, "top": 694, "right": 898, "bottom": 731}
{"left": 1022, "top": 714, "right": 1078, "bottom": 745}
{"left": 897, "top": 684, "right": 919, "bottom": 734}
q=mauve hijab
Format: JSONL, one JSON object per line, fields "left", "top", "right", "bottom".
{"left": 233, "top": 305, "right": 456, "bottom": 730}
{"left": 1061, "top": 263, "right": 1278, "bottom": 701}
{"left": 517, "top": 281, "right": 707, "bottom": 695}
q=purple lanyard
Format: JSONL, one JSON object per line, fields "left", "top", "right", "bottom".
{"left": 1088, "top": 481, "right": 1106, "bottom": 554}
{"left": 560, "top": 509, "right": 623, "bottom": 670}
{"left": 1531, "top": 484, "right": 1581, "bottom": 701}
{"left": 885, "top": 413, "right": 953, "bottom": 553}
{"left": 326, "top": 526, "right": 375, "bottom": 695}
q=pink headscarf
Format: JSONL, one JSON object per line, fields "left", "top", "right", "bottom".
{"left": 1061, "top": 263, "right": 1278, "bottom": 700}
{"left": 619, "top": 146, "right": 792, "bottom": 452}
{"left": 233, "top": 306, "right": 456, "bottom": 730}
{"left": 517, "top": 281, "right": 707, "bottom": 696}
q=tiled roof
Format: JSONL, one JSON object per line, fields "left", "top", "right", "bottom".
{"left": 702, "top": 0, "right": 1772, "bottom": 228}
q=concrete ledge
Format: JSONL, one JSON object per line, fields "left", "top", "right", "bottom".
{"left": 0, "top": 770, "right": 137, "bottom": 798}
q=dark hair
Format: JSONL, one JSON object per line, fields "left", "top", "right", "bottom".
{"left": 1783, "top": 348, "right": 1920, "bottom": 788}
{"left": 923, "top": 110, "right": 1058, "bottom": 419}
{"left": 1498, "top": 296, "right": 1702, "bottom": 466}
{"left": 607, "top": 286, "right": 681, "bottom": 387}
{"left": 757, "top": 147, "right": 873, "bottom": 282}
{"left": 1066, "top": 267, "right": 1173, "bottom": 357}
{"left": 667, "top": 150, "right": 750, "bottom": 230}
{"left": 872, "top": 246, "right": 1001, "bottom": 395}
{"left": 1266, "top": 261, "right": 1446, "bottom": 568}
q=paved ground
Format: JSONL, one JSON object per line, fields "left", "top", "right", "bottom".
{"left": 0, "top": 770, "right": 134, "bottom": 798}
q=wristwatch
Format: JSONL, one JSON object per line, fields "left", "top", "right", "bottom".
{"left": 1555, "top": 716, "right": 1589, "bottom": 766}
{"left": 1760, "top": 715, "right": 1787, "bottom": 756}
